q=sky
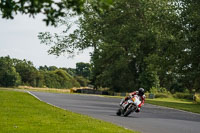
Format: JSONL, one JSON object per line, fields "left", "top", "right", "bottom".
{"left": 0, "top": 14, "right": 92, "bottom": 68}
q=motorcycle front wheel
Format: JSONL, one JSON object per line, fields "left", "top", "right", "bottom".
{"left": 116, "top": 109, "right": 121, "bottom": 116}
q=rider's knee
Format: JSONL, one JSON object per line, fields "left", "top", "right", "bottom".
{"left": 135, "top": 108, "right": 140, "bottom": 113}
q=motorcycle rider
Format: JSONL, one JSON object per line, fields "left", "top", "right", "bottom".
{"left": 120, "top": 88, "right": 145, "bottom": 113}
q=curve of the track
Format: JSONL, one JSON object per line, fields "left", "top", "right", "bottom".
{"left": 29, "top": 91, "right": 200, "bottom": 133}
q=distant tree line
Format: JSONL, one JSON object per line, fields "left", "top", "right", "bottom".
{"left": 0, "top": 56, "right": 91, "bottom": 89}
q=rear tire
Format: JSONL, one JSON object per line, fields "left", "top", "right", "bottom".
{"left": 116, "top": 109, "right": 121, "bottom": 116}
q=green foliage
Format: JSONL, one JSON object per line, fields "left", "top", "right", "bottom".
{"left": 39, "top": 65, "right": 49, "bottom": 71}
{"left": 39, "top": 65, "right": 58, "bottom": 71}
{"left": 65, "top": 68, "right": 76, "bottom": 77}
{"left": 194, "top": 93, "right": 200, "bottom": 103}
{"left": 0, "top": 56, "right": 21, "bottom": 87}
{"left": 0, "top": 56, "right": 83, "bottom": 89}
{"left": 75, "top": 76, "right": 89, "bottom": 87}
{"left": 155, "top": 93, "right": 170, "bottom": 98}
{"left": 176, "top": 0, "right": 200, "bottom": 92}
{"left": 0, "top": 0, "right": 113, "bottom": 26}
{"left": 14, "top": 59, "right": 38, "bottom": 87}
{"left": 43, "top": 69, "right": 80, "bottom": 89}
{"left": 43, "top": 71, "right": 61, "bottom": 88}
{"left": 38, "top": 0, "right": 200, "bottom": 93}
{"left": 0, "top": 67, "right": 21, "bottom": 87}
{"left": 149, "top": 87, "right": 168, "bottom": 94}
{"left": 35, "top": 71, "right": 44, "bottom": 87}
{"left": 173, "top": 93, "right": 194, "bottom": 100}
{"left": 76, "top": 62, "right": 92, "bottom": 79}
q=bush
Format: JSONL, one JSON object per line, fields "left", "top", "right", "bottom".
{"left": 155, "top": 93, "right": 171, "bottom": 98}
{"left": 149, "top": 87, "right": 168, "bottom": 94}
{"left": 173, "top": 93, "right": 194, "bottom": 100}
{"left": 194, "top": 93, "right": 200, "bottom": 103}
{"left": 75, "top": 76, "right": 89, "bottom": 87}
{"left": 43, "top": 70, "right": 80, "bottom": 89}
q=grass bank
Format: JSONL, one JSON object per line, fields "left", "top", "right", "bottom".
{"left": 0, "top": 89, "right": 138, "bottom": 133}
{"left": 17, "top": 86, "right": 71, "bottom": 93}
{"left": 146, "top": 98, "right": 200, "bottom": 114}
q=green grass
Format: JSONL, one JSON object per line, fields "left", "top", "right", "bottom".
{"left": 0, "top": 87, "right": 70, "bottom": 94}
{"left": 146, "top": 98, "right": 200, "bottom": 114}
{"left": 0, "top": 89, "right": 138, "bottom": 133}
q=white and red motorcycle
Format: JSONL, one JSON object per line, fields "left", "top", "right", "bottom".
{"left": 116, "top": 95, "right": 141, "bottom": 117}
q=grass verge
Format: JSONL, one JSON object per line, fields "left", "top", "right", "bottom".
{"left": 0, "top": 89, "right": 138, "bottom": 133}
{"left": 0, "top": 86, "right": 71, "bottom": 94}
{"left": 3, "top": 87, "right": 199, "bottom": 115}
{"left": 146, "top": 98, "right": 200, "bottom": 114}
{"left": 18, "top": 86, "right": 71, "bottom": 93}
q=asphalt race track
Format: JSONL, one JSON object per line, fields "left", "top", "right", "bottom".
{"left": 29, "top": 91, "right": 200, "bottom": 133}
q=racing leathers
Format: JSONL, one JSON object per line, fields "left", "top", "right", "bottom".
{"left": 120, "top": 91, "right": 145, "bottom": 113}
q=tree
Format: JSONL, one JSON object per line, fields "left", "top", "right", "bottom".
{"left": 75, "top": 76, "right": 89, "bottom": 87}
{"left": 39, "top": 0, "right": 199, "bottom": 93}
{"left": 14, "top": 59, "right": 39, "bottom": 87}
{"left": 0, "top": 0, "right": 113, "bottom": 25}
{"left": 0, "top": 56, "right": 21, "bottom": 87}
{"left": 48, "top": 66, "right": 58, "bottom": 71}
{"left": 64, "top": 67, "right": 76, "bottom": 77}
{"left": 43, "top": 69, "right": 80, "bottom": 88}
{"left": 177, "top": 0, "right": 200, "bottom": 92}
{"left": 76, "top": 62, "right": 91, "bottom": 79}
{"left": 39, "top": 65, "right": 49, "bottom": 71}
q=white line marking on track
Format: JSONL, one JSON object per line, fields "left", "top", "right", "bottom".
{"left": 27, "top": 91, "right": 67, "bottom": 111}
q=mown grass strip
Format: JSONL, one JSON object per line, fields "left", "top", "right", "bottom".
{"left": 146, "top": 98, "right": 200, "bottom": 114}
{"left": 0, "top": 89, "right": 138, "bottom": 133}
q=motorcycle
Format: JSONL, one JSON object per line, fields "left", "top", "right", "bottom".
{"left": 116, "top": 95, "right": 141, "bottom": 117}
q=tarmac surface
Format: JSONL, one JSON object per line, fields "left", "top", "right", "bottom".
{"left": 29, "top": 91, "right": 200, "bottom": 133}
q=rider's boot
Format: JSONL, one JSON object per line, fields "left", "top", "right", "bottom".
{"left": 135, "top": 108, "right": 140, "bottom": 113}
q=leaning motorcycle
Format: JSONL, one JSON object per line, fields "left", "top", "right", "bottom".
{"left": 116, "top": 95, "right": 141, "bottom": 117}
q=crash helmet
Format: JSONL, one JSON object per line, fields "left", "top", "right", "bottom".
{"left": 138, "top": 88, "right": 145, "bottom": 96}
